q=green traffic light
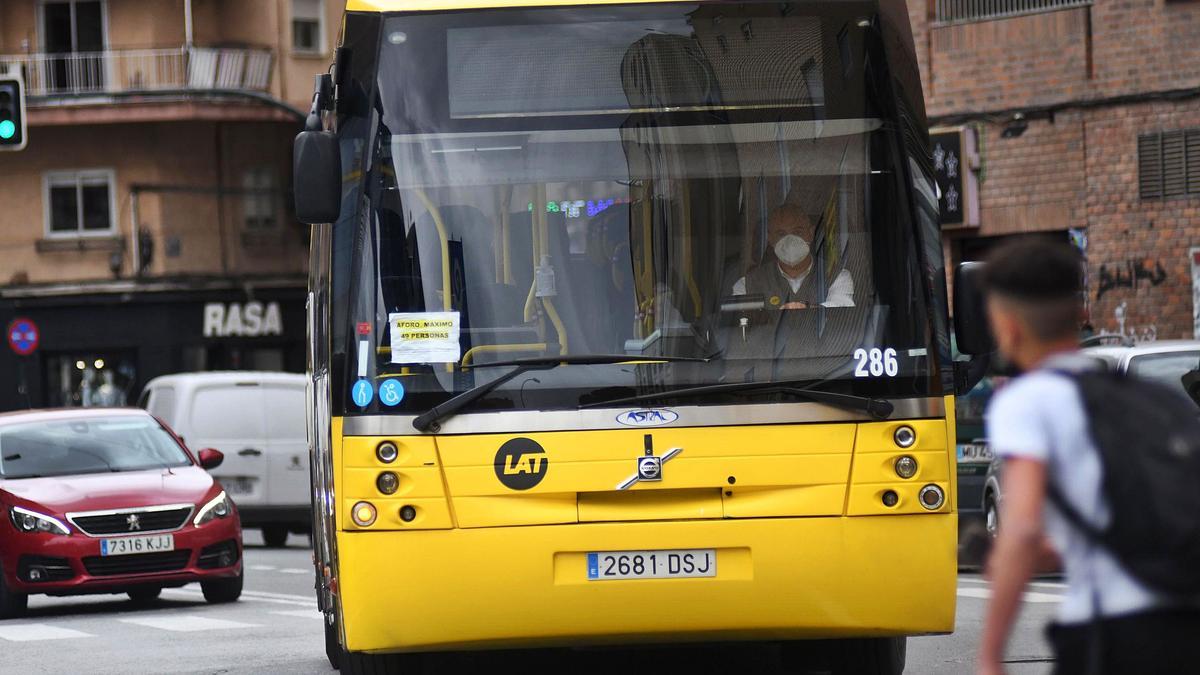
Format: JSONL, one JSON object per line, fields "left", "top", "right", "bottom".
{"left": 0, "top": 120, "right": 14, "bottom": 140}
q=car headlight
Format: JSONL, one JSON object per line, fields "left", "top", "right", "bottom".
{"left": 193, "top": 491, "right": 232, "bottom": 526}
{"left": 9, "top": 506, "right": 70, "bottom": 535}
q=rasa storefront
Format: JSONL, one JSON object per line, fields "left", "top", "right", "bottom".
{"left": 0, "top": 281, "right": 305, "bottom": 412}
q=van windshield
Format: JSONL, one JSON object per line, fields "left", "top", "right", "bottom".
{"left": 0, "top": 416, "right": 191, "bottom": 479}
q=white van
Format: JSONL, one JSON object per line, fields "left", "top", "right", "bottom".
{"left": 139, "top": 372, "right": 309, "bottom": 547}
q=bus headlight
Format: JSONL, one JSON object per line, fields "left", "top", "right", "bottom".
{"left": 194, "top": 491, "right": 232, "bottom": 526}
{"left": 352, "top": 501, "right": 377, "bottom": 527}
{"left": 376, "top": 442, "right": 398, "bottom": 463}
{"left": 894, "top": 455, "right": 918, "bottom": 479}
{"left": 377, "top": 472, "right": 399, "bottom": 495}
{"left": 919, "top": 484, "right": 945, "bottom": 510}
{"left": 894, "top": 425, "right": 916, "bottom": 448}
{"left": 9, "top": 506, "right": 70, "bottom": 535}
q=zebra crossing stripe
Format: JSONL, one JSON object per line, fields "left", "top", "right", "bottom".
{"left": 270, "top": 609, "right": 323, "bottom": 620}
{"left": 957, "top": 587, "right": 1063, "bottom": 604}
{"left": 118, "top": 615, "right": 259, "bottom": 632}
{"left": 0, "top": 624, "right": 95, "bottom": 641}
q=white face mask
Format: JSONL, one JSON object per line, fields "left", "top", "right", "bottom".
{"left": 774, "top": 234, "right": 810, "bottom": 267}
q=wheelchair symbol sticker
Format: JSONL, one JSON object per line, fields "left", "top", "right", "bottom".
{"left": 379, "top": 379, "right": 405, "bottom": 407}
{"left": 351, "top": 379, "right": 374, "bottom": 408}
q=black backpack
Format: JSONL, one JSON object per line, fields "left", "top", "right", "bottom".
{"left": 1050, "top": 369, "right": 1200, "bottom": 597}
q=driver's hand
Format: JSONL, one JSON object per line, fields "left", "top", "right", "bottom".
{"left": 781, "top": 301, "right": 808, "bottom": 310}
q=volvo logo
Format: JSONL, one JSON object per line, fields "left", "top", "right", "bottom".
{"left": 616, "top": 409, "right": 679, "bottom": 427}
{"left": 617, "top": 434, "right": 682, "bottom": 490}
{"left": 126, "top": 514, "right": 141, "bottom": 531}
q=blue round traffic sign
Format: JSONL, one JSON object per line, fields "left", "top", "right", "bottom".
{"left": 378, "top": 379, "right": 405, "bottom": 407}
{"left": 351, "top": 379, "right": 374, "bottom": 408}
{"left": 7, "top": 317, "right": 39, "bottom": 356}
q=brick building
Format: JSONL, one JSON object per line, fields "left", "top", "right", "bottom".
{"left": 0, "top": 0, "right": 339, "bottom": 411}
{"left": 908, "top": 0, "right": 1200, "bottom": 340}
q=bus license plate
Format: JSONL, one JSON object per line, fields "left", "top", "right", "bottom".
{"left": 587, "top": 549, "right": 716, "bottom": 580}
{"left": 101, "top": 534, "right": 175, "bottom": 557}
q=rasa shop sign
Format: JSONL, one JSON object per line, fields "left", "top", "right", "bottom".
{"left": 203, "top": 302, "right": 283, "bottom": 338}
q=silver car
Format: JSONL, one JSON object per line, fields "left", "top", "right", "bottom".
{"left": 981, "top": 340, "right": 1200, "bottom": 541}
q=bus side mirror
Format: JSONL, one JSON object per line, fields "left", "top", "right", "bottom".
{"left": 953, "top": 262, "right": 994, "bottom": 395}
{"left": 293, "top": 130, "right": 341, "bottom": 225}
{"left": 954, "top": 262, "right": 994, "bottom": 356}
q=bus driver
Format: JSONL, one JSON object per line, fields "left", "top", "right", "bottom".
{"left": 731, "top": 204, "right": 854, "bottom": 309}
{"left": 725, "top": 204, "right": 859, "bottom": 381}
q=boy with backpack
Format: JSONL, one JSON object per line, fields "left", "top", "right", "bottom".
{"left": 976, "top": 239, "right": 1200, "bottom": 675}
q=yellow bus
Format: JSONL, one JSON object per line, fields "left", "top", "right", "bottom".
{"left": 295, "top": 1, "right": 989, "bottom": 672}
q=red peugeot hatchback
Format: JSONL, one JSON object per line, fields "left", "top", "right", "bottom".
{"left": 0, "top": 408, "right": 243, "bottom": 618}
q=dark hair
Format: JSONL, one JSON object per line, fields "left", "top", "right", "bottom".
{"left": 982, "top": 238, "right": 1084, "bottom": 340}
{"left": 982, "top": 238, "right": 1083, "bottom": 301}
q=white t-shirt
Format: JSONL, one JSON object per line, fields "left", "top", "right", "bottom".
{"left": 985, "top": 355, "right": 1174, "bottom": 624}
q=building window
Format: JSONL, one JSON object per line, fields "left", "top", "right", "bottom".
{"left": 242, "top": 167, "right": 278, "bottom": 230}
{"left": 935, "top": 0, "right": 1091, "bottom": 24}
{"left": 291, "top": 0, "right": 324, "bottom": 53}
{"left": 44, "top": 170, "right": 115, "bottom": 236}
{"left": 1139, "top": 129, "right": 1200, "bottom": 200}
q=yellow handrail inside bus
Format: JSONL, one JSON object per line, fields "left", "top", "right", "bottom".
{"left": 522, "top": 186, "right": 542, "bottom": 323}
{"left": 500, "top": 186, "right": 513, "bottom": 284}
{"left": 460, "top": 343, "right": 548, "bottom": 367}
{"left": 681, "top": 182, "right": 702, "bottom": 319}
{"left": 411, "top": 188, "right": 455, "bottom": 372}
{"left": 412, "top": 188, "right": 452, "bottom": 313}
{"left": 536, "top": 185, "right": 568, "bottom": 354}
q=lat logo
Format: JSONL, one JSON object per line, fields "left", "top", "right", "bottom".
{"left": 616, "top": 409, "right": 679, "bottom": 427}
{"left": 494, "top": 438, "right": 548, "bottom": 490}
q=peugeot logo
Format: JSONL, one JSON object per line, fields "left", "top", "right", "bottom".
{"left": 617, "top": 434, "right": 682, "bottom": 490}
{"left": 126, "top": 514, "right": 141, "bottom": 531}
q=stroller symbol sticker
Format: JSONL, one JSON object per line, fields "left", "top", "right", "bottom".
{"left": 379, "top": 379, "right": 405, "bottom": 407}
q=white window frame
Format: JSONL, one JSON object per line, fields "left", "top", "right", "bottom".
{"left": 42, "top": 169, "right": 118, "bottom": 238}
{"left": 241, "top": 166, "right": 279, "bottom": 231}
{"left": 36, "top": 0, "right": 110, "bottom": 53}
{"left": 290, "top": 0, "right": 326, "bottom": 55}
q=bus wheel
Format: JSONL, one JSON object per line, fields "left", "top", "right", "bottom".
{"left": 782, "top": 637, "right": 906, "bottom": 675}
{"left": 262, "top": 525, "right": 289, "bottom": 548}
{"left": 829, "top": 637, "right": 906, "bottom": 675}
{"left": 0, "top": 563, "right": 28, "bottom": 620}
{"left": 339, "top": 649, "right": 421, "bottom": 675}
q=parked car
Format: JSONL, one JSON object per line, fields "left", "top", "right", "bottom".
{"left": 981, "top": 340, "right": 1200, "bottom": 542}
{"left": 139, "top": 372, "right": 308, "bottom": 547}
{"left": 0, "top": 408, "right": 242, "bottom": 618}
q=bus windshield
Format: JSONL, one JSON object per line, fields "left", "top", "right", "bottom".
{"left": 338, "top": 2, "right": 939, "bottom": 416}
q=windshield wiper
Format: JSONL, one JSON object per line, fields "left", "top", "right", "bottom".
{"left": 412, "top": 354, "right": 711, "bottom": 432}
{"left": 580, "top": 379, "right": 895, "bottom": 420}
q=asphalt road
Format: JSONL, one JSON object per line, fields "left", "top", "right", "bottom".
{"left": 5, "top": 532, "right": 1059, "bottom": 675}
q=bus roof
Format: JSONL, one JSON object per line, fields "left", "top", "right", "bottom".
{"left": 346, "top": 0, "right": 697, "bottom": 12}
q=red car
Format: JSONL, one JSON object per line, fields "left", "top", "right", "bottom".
{"left": 0, "top": 408, "right": 243, "bottom": 618}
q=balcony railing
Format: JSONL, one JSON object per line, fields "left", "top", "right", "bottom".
{"left": 935, "top": 0, "right": 1091, "bottom": 24}
{"left": 0, "top": 47, "right": 273, "bottom": 98}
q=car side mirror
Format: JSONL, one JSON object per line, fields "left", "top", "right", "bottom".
{"left": 293, "top": 129, "right": 341, "bottom": 225}
{"left": 1183, "top": 369, "right": 1200, "bottom": 408}
{"left": 197, "top": 448, "right": 224, "bottom": 470}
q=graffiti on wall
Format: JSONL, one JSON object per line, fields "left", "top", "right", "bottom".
{"left": 1112, "top": 301, "right": 1158, "bottom": 343}
{"left": 1096, "top": 259, "right": 1168, "bottom": 300}
{"left": 1191, "top": 248, "right": 1200, "bottom": 339}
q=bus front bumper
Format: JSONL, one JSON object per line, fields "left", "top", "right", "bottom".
{"left": 336, "top": 513, "right": 957, "bottom": 654}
